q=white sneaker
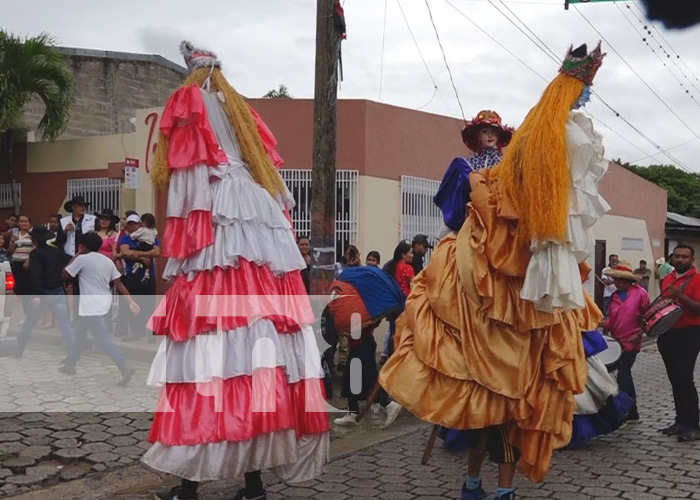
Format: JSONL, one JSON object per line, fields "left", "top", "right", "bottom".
{"left": 333, "top": 412, "right": 359, "bottom": 426}
{"left": 384, "top": 401, "right": 402, "bottom": 427}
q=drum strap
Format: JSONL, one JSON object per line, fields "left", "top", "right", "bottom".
{"left": 663, "top": 274, "right": 695, "bottom": 296}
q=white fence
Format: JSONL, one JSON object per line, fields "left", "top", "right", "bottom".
{"left": 0, "top": 183, "right": 21, "bottom": 209}
{"left": 279, "top": 169, "right": 359, "bottom": 259}
{"left": 66, "top": 178, "right": 121, "bottom": 216}
{"left": 400, "top": 175, "right": 442, "bottom": 261}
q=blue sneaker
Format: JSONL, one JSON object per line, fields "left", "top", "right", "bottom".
{"left": 461, "top": 480, "right": 487, "bottom": 500}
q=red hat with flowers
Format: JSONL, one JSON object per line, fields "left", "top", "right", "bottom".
{"left": 461, "top": 110, "right": 514, "bottom": 152}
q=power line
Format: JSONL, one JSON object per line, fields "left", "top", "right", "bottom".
{"left": 630, "top": 137, "right": 700, "bottom": 164}
{"left": 593, "top": 90, "right": 691, "bottom": 171}
{"left": 378, "top": 0, "right": 389, "bottom": 102}
{"left": 424, "top": 0, "right": 466, "bottom": 121}
{"left": 616, "top": 2, "right": 700, "bottom": 106}
{"left": 443, "top": 0, "right": 548, "bottom": 83}
{"left": 632, "top": 2, "right": 700, "bottom": 90}
{"left": 395, "top": 0, "right": 438, "bottom": 88}
{"left": 575, "top": 7, "right": 700, "bottom": 143}
{"left": 465, "top": 0, "right": 692, "bottom": 170}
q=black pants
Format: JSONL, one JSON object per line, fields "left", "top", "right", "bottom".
{"left": 658, "top": 326, "right": 700, "bottom": 430}
{"left": 121, "top": 274, "right": 156, "bottom": 338}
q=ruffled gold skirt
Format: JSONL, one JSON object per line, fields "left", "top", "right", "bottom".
{"left": 378, "top": 171, "right": 601, "bottom": 482}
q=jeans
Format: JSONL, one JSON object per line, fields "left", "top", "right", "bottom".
{"left": 658, "top": 326, "right": 700, "bottom": 429}
{"left": 17, "top": 287, "right": 76, "bottom": 356}
{"left": 603, "top": 296, "right": 612, "bottom": 316}
{"left": 616, "top": 350, "right": 638, "bottom": 412}
{"left": 381, "top": 319, "right": 396, "bottom": 358}
{"left": 65, "top": 315, "right": 126, "bottom": 370}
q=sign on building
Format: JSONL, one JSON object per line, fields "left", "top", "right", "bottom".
{"left": 124, "top": 158, "right": 139, "bottom": 190}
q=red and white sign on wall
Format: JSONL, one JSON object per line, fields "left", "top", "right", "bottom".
{"left": 125, "top": 158, "right": 139, "bottom": 189}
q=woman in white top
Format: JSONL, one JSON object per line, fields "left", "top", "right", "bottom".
{"left": 8, "top": 214, "right": 34, "bottom": 312}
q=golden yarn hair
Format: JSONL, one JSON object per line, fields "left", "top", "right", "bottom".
{"left": 151, "top": 67, "right": 286, "bottom": 201}
{"left": 490, "top": 73, "right": 586, "bottom": 246}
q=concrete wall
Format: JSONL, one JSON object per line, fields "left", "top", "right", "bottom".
{"left": 599, "top": 162, "right": 667, "bottom": 261}
{"left": 592, "top": 214, "right": 661, "bottom": 298}
{"left": 357, "top": 176, "right": 401, "bottom": 266}
{"left": 24, "top": 48, "right": 185, "bottom": 141}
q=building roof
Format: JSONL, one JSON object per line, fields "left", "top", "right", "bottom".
{"left": 667, "top": 212, "right": 700, "bottom": 228}
{"left": 58, "top": 47, "right": 187, "bottom": 75}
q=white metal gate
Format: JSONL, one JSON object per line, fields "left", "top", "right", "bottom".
{"left": 0, "top": 183, "right": 21, "bottom": 209}
{"left": 400, "top": 175, "right": 442, "bottom": 261}
{"left": 279, "top": 169, "right": 359, "bottom": 260}
{"left": 66, "top": 178, "right": 121, "bottom": 216}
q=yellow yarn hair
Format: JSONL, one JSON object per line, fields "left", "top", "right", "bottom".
{"left": 151, "top": 67, "right": 286, "bottom": 201}
{"left": 490, "top": 73, "right": 585, "bottom": 245}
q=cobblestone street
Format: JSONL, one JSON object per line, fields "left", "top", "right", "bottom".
{"left": 1, "top": 342, "right": 699, "bottom": 499}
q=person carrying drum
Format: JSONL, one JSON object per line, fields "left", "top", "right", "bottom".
{"left": 658, "top": 244, "right": 700, "bottom": 442}
{"left": 601, "top": 261, "right": 650, "bottom": 422}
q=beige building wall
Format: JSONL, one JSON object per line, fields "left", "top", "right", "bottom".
{"left": 356, "top": 176, "right": 401, "bottom": 266}
{"left": 592, "top": 214, "right": 660, "bottom": 298}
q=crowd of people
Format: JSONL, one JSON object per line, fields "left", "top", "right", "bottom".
{"left": 1, "top": 197, "right": 161, "bottom": 384}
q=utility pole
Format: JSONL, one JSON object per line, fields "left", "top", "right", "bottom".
{"left": 310, "top": 0, "right": 343, "bottom": 296}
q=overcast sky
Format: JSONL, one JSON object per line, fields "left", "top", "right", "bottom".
{"left": 3, "top": 0, "right": 700, "bottom": 170}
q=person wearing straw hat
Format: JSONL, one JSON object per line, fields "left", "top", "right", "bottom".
{"left": 601, "top": 261, "right": 650, "bottom": 422}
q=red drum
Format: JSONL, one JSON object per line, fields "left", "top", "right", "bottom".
{"left": 640, "top": 296, "right": 683, "bottom": 338}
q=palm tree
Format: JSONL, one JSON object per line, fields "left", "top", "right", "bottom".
{"left": 0, "top": 31, "right": 76, "bottom": 213}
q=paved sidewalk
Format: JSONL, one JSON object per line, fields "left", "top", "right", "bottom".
{"left": 2, "top": 342, "right": 699, "bottom": 499}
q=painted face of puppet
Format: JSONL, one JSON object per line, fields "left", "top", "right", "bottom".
{"left": 574, "top": 85, "right": 592, "bottom": 109}
{"left": 478, "top": 126, "right": 499, "bottom": 148}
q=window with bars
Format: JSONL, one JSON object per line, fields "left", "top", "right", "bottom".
{"left": 400, "top": 175, "right": 442, "bottom": 262}
{"left": 279, "top": 169, "right": 359, "bottom": 260}
{"left": 66, "top": 178, "right": 121, "bottom": 217}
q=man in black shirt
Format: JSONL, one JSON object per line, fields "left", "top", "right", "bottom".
{"left": 411, "top": 234, "right": 433, "bottom": 275}
{"left": 16, "top": 226, "right": 76, "bottom": 357}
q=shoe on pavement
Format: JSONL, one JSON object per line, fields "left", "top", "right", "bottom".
{"left": 626, "top": 409, "right": 640, "bottom": 422}
{"left": 153, "top": 485, "right": 198, "bottom": 500}
{"left": 333, "top": 412, "right": 359, "bottom": 426}
{"left": 118, "top": 364, "right": 136, "bottom": 387}
{"left": 484, "top": 492, "right": 515, "bottom": 500}
{"left": 677, "top": 428, "right": 700, "bottom": 442}
{"left": 384, "top": 401, "right": 402, "bottom": 427}
{"left": 461, "top": 480, "right": 487, "bottom": 500}
{"left": 59, "top": 364, "right": 76, "bottom": 375}
{"left": 660, "top": 422, "right": 684, "bottom": 436}
{"left": 231, "top": 488, "right": 267, "bottom": 500}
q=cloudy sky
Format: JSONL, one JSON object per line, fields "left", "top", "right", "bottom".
{"left": 3, "top": 0, "right": 700, "bottom": 170}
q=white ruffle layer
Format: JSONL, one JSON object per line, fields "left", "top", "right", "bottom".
{"left": 521, "top": 111, "right": 610, "bottom": 312}
{"left": 164, "top": 164, "right": 305, "bottom": 279}
{"left": 142, "top": 430, "right": 329, "bottom": 483}
{"left": 574, "top": 354, "right": 619, "bottom": 415}
{"left": 146, "top": 321, "right": 324, "bottom": 386}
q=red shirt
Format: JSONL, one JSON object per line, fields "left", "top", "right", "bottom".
{"left": 661, "top": 266, "right": 700, "bottom": 328}
{"left": 395, "top": 261, "right": 415, "bottom": 297}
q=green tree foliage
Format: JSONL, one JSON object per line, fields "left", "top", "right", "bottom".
{"left": 617, "top": 160, "right": 700, "bottom": 217}
{"left": 0, "top": 31, "right": 76, "bottom": 212}
{"left": 262, "top": 84, "right": 292, "bottom": 99}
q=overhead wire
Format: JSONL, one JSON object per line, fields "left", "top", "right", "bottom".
{"left": 395, "top": 0, "right": 450, "bottom": 114}
{"left": 630, "top": 137, "right": 700, "bottom": 164}
{"left": 615, "top": 2, "right": 700, "bottom": 108}
{"left": 575, "top": 7, "right": 700, "bottom": 143}
{"left": 466, "top": 0, "right": 692, "bottom": 170}
{"left": 424, "top": 0, "right": 467, "bottom": 121}
{"left": 378, "top": 0, "right": 389, "bottom": 102}
{"left": 631, "top": 2, "right": 700, "bottom": 91}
